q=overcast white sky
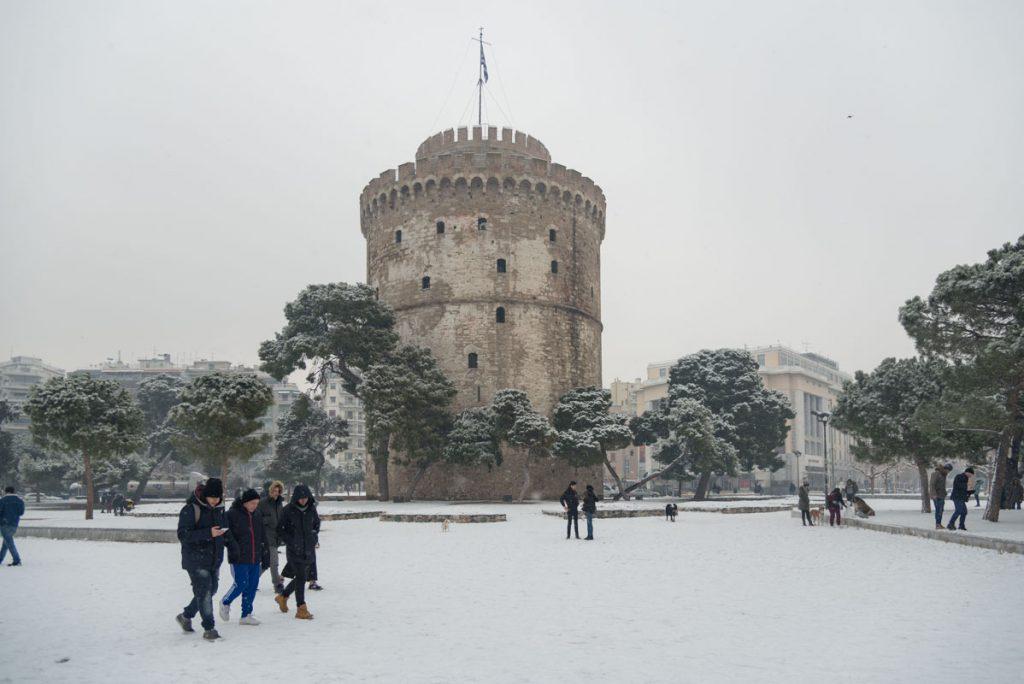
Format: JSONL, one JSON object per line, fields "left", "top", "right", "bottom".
{"left": 2, "top": 0, "right": 1021, "bottom": 384}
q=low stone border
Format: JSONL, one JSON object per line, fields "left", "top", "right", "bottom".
{"left": 19, "top": 526, "right": 177, "bottom": 543}
{"left": 379, "top": 513, "right": 506, "bottom": 523}
{"left": 319, "top": 511, "right": 383, "bottom": 521}
{"left": 543, "top": 509, "right": 662, "bottom": 519}
{"left": 132, "top": 512, "right": 178, "bottom": 518}
{"left": 842, "top": 517, "right": 1024, "bottom": 555}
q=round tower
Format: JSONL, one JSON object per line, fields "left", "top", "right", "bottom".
{"left": 360, "top": 125, "right": 606, "bottom": 499}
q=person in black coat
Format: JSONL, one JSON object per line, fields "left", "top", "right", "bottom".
{"left": 559, "top": 481, "right": 580, "bottom": 540}
{"left": 581, "top": 484, "right": 598, "bottom": 540}
{"left": 175, "top": 477, "right": 231, "bottom": 640}
{"left": 947, "top": 467, "right": 975, "bottom": 531}
{"left": 219, "top": 489, "right": 268, "bottom": 625}
{"left": 275, "top": 484, "right": 320, "bottom": 619}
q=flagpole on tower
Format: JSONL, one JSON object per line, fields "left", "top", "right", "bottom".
{"left": 474, "top": 27, "right": 490, "bottom": 127}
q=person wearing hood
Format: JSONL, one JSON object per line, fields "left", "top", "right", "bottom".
{"left": 219, "top": 489, "right": 268, "bottom": 625}
{"left": 175, "top": 477, "right": 231, "bottom": 640}
{"left": 797, "top": 481, "right": 813, "bottom": 526}
{"left": 275, "top": 484, "right": 320, "bottom": 619}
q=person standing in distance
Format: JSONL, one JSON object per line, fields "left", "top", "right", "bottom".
{"left": 581, "top": 484, "right": 598, "bottom": 540}
{"left": 0, "top": 485, "right": 26, "bottom": 566}
{"left": 560, "top": 481, "right": 580, "bottom": 540}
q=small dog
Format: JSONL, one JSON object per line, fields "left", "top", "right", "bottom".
{"left": 441, "top": 518, "right": 451, "bottom": 533}
{"left": 809, "top": 507, "right": 823, "bottom": 525}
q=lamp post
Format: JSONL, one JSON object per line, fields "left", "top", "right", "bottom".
{"left": 811, "top": 410, "right": 832, "bottom": 494}
{"left": 793, "top": 450, "right": 802, "bottom": 487}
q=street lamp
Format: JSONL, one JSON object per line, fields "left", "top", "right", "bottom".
{"left": 793, "top": 450, "right": 802, "bottom": 488}
{"left": 811, "top": 410, "right": 832, "bottom": 494}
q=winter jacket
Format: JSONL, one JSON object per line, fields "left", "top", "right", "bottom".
{"left": 929, "top": 469, "right": 948, "bottom": 499}
{"left": 582, "top": 490, "right": 597, "bottom": 514}
{"left": 0, "top": 494, "right": 25, "bottom": 528}
{"left": 277, "top": 485, "right": 320, "bottom": 564}
{"left": 258, "top": 494, "right": 284, "bottom": 547}
{"left": 950, "top": 473, "right": 972, "bottom": 502}
{"left": 844, "top": 481, "right": 858, "bottom": 500}
{"left": 797, "top": 486, "right": 810, "bottom": 511}
{"left": 226, "top": 499, "right": 268, "bottom": 566}
{"left": 826, "top": 491, "right": 845, "bottom": 510}
{"left": 176, "top": 493, "right": 230, "bottom": 571}
{"left": 559, "top": 488, "right": 580, "bottom": 511}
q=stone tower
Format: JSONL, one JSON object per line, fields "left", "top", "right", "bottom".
{"left": 360, "top": 125, "right": 606, "bottom": 500}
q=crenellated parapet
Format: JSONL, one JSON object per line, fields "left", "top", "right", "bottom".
{"left": 361, "top": 128, "right": 606, "bottom": 237}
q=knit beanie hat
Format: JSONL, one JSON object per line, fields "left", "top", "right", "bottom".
{"left": 202, "top": 478, "right": 224, "bottom": 500}
{"left": 240, "top": 488, "right": 260, "bottom": 504}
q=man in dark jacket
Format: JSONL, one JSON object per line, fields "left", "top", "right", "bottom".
{"left": 582, "top": 484, "right": 598, "bottom": 540}
{"left": 0, "top": 485, "right": 26, "bottom": 566}
{"left": 929, "top": 464, "right": 951, "bottom": 530}
{"left": 258, "top": 480, "right": 285, "bottom": 593}
{"left": 275, "top": 484, "right": 320, "bottom": 619}
{"left": 219, "top": 488, "right": 267, "bottom": 625}
{"left": 559, "top": 481, "right": 580, "bottom": 540}
{"left": 947, "top": 467, "right": 975, "bottom": 531}
{"left": 175, "top": 477, "right": 230, "bottom": 640}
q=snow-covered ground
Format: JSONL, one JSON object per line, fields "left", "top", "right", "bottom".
{"left": 3, "top": 504, "right": 1023, "bottom": 683}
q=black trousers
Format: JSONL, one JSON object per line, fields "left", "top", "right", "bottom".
{"left": 801, "top": 510, "right": 813, "bottom": 525}
{"left": 566, "top": 510, "right": 579, "bottom": 538}
{"left": 283, "top": 561, "right": 310, "bottom": 605}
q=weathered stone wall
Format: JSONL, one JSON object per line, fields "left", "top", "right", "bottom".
{"left": 360, "top": 126, "right": 606, "bottom": 500}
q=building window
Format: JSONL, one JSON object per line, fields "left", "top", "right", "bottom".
{"left": 436, "top": 220, "right": 445, "bottom": 234}
{"left": 468, "top": 353, "right": 478, "bottom": 369}
{"left": 329, "top": 383, "right": 336, "bottom": 390}
{"left": 549, "top": 229, "right": 557, "bottom": 242}
{"left": 550, "top": 260, "right": 558, "bottom": 274}
{"left": 395, "top": 230, "right": 402, "bottom": 243}
{"left": 757, "top": 354, "right": 766, "bottom": 367}
{"left": 477, "top": 217, "right": 487, "bottom": 230}
{"left": 659, "top": 367, "right": 666, "bottom": 378}
{"left": 330, "top": 396, "right": 336, "bottom": 403}
{"left": 497, "top": 258, "right": 507, "bottom": 273}
{"left": 422, "top": 276, "right": 430, "bottom": 289}
{"left": 496, "top": 307, "right": 506, "bottom": 323}
{"left": 346, "top": 410, "right": 353, "bottom": 419}
{"left": 329, "top": 410, "right": 336, "bottom": 417}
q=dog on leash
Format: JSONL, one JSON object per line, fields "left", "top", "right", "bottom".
{"left": 809, "top": 507, "right": 823, "bottom": 525}
{"left": 441, "top": 518, "right": 451, "bottom": 533}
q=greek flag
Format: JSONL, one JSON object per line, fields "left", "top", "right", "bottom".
{"left": 480, "top": 46, "right": 488, "bottom": 83}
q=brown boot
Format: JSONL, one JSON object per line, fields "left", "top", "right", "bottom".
{"left": 275, "top": 594, "right": 289, "bottom": 613}
{"left": 295, "top": 603, "right": 313, "bottom": 620}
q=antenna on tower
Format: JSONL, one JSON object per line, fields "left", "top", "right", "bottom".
{"left": 473, "top": 27, "right": 491, "bottom": 127}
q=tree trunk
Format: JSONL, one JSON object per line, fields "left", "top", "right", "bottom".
{"left": 915, "top": 458, "right": 931, "bottom": 513}
{"left": 406, "top": 463, "right": 429, "bottom": 500}
{"left": 517, "top": 461, "right": 532, "bottom": 502}
{"left": 677, "top": 478, "right": 683, "bottom": 497}
{"left": 220, "top": 460, "right": 228, "bottom": 485}
{"left": 693, "top": 471, "right": 712, "bottom": 501}
{"left": 83, "top": 452, "right": 95, "bottom": 520}
{"left": 984, "top": 432, "right": 1011, "bottom": 522}
{"left": 602, "top": 455, "right": 627, "bottom": 500}
{"left": 374, "top": 455, "right": 389, "bottom": 502}
{"left": 1000, "top": 433, "right": 1020, "bottom": 509}
{"left": 132, "top": 452, "right": 162, "bottom": 503}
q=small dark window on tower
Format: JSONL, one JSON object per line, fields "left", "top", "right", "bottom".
{"left": 551, "top": 260, "right": 558, "bottom": 274}
{"left": 468, "top": 353, "right": 478, "bottom": 369}
{"left": 477, "top": 217, "right": 487, "bottom": 230}
{"left": 549, "top": 229, "right": 557, "bottom": 242}
{"left": 590, "top": 286, "right": 594, "bottom": 298}
{"left": 436, "top": 221, "right": 445, "bottom": 234}
{"left": 496, "top": 307, "right": 506, "bottom": 323}
{"left": 496, "top": 259, "right": 507, "bottom": 273}
{"left": 421, "top": 276, "right": 430, "bottom": 289}
{"left": 395, "top": 230, "right": 402, "bottom": 244}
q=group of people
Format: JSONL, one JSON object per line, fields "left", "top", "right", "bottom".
{"left": 930, "top": 464, "right": 977, "bottom": 531}
{"left": 796, "top": 479, "right": 874, "bottom": 527}
{"left": 175, "top": 477, "right": 322, "bottom": 640}
{"left": 559, "top": 481, "right": 598, "bottom": 540}
{"left": 99, "top": 490, "right": 132, "bottom": 516}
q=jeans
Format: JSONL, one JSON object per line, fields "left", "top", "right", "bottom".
{"left": 948, "top": 500, "right": 968, "bottom": 529}
{"left": 222, "top": 563, "right": 260, "bottom": 617}
{"left": 933, "top": 498, "right": 945, "bottom": 526}
{"left": 283, "top": 561, "right": 310, "bottom": 606}
{"left": 800, "top": 510, "right": 813, "bottom": 525}
{"left": 0, "top": 524, "right": 19, "bottom": 564}
{"left": 566, "top": 510, "right": 579, "bottom": 538}
{"left": 183, "top": 567, "right": 220, "bottom": 630}
{"left": 585, "top": 512, "right": 594, "bottom": 539}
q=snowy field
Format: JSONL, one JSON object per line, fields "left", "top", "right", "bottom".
{"left": 3, "top": 504, "right": 1023, "bottom": 683}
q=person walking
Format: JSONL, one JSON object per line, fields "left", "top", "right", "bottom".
{"left": 947, "top": 467, "right": 975, "bottom": 531}
{"left": 175, "top": 477, "right": 230, "bottom": 640}
{"left": 258, "top": 480, "right": 285, "bottom": 594}
{"left": 112, "top": 491, "right": 126, "bottom": 516}
{"left": 275, "top": 484, "right": 320, "bottom": 620}
{"left": 0, "top": 485, "right": 26, "bottom": 566}
{"left": 844, "top": 479, "right": 858, "bottom": 505}
{"left": 797, "top": 481, "right": 813, "bottom": 526}
{"left": 220, "top": 489, "right": 267, "bottom": 626}
{"left": 559, "top": 481, "right": 580, "bottom": 540}
{"left": 826, "top": 487, "right": 846, "bottom": 527}
{"left": 929, "top": 464, "right": 951, "bottom": 530}
{"left": 581, "top": 484, "right": 597, "bottom": 540}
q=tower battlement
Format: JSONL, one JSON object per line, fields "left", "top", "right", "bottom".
{"left": 416, "top": 126, "right": 551, "bottom": 162}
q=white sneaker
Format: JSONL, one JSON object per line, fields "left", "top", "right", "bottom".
{"left": 219, "top": 603, "right": 230, "bottom": 621}
{"left": 239, "top": 615, "right": 260, "bottom": 626}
